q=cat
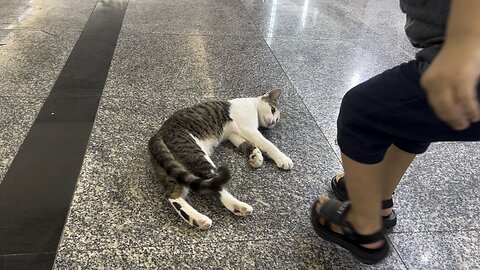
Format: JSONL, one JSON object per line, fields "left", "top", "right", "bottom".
{"left": 148, "top": 88, "right": 293, "bottom": 229}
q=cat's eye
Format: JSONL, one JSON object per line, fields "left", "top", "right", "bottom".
{"left": 271, "top": 106, "right": 276, "bottom": 114}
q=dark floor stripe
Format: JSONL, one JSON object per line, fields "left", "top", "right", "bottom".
{"left": 0, "top": 253, "right": 56, "bottom": 270}
{"left": 0, "top": 1, "right": 128, "bottom": 269}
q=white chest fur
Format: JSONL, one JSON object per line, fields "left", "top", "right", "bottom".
{"left": 190, "top": 135, "right": 220, "bottom": 156}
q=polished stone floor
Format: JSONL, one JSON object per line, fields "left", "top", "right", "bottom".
{"left": 0, "top": 0, "right": 479, "bottom": 269}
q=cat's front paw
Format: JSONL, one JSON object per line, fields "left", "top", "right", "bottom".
{"left": 274, "top": 154, "right": 293, "bottom": 170}
{"left": 193, "top": 216, "right": 212, "bottom": 230}
{"left": 248, "top": 148, "right": 263, "bottom": 168}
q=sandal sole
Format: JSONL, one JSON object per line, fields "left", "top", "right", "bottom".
{"left": 310, "top": 200, "right": 390, "bottom": 265}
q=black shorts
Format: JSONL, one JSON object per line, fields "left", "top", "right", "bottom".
{"left": 337, "top": 60, "right": 480, "bottom": 164}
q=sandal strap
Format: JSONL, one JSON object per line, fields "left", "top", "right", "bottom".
{"left": 316, "top": 198, "right": 386, "bottom": 245}
{"left": 337, "top": 176, "right": 347, "bottom": 190}
{"left": 336, "top": 176, "right": 394, "bottom": 210}
{"left": 341, "top": 222, "right": 386, "bottom": 244}
{"left": 382, "top": 198, "right": 393, "bottom": 209}
{"left": 318, "top": 199, "right": 351, "bottom": 225}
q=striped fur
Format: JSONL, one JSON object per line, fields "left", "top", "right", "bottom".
{"left": 148, "top": 101, "right": 232, "bottom": 191}
{"left": 148, "top": 135, "right": 229, "bottom": 191}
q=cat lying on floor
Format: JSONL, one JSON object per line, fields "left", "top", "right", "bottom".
{"left": 148, "top": 89, "right": 293, "bottom": 229}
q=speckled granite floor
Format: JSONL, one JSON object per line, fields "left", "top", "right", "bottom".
{"left": 1, "top": 0, "right": 479, "bottom": 269}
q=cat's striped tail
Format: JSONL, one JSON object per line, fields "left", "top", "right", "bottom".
{"left": 148, "top": 135, "right": 230, "bottom": 191}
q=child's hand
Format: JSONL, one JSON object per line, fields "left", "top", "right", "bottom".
{"left": 421, "top": 38, "right": 480, "bottom": 130}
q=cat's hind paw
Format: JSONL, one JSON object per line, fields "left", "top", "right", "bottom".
{"left": 169, "top": 198, "right": 212, "bottom": 230}
{"left": 248, "top": 148, "right": 263, "bottom": 168}
{"left": 219, "top": 190, "right": 253, "bottom": 217}
{"left": 232, "top": 202, "right": 253, "bottom": 217}
{"left": 179, "top": 210, "right": 212, "bottom": 230}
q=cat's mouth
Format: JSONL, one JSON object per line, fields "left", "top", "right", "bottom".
{"left": 265, "top": 118, "right": 276, "bottom": 128}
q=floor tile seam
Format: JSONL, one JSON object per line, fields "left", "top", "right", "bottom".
{"left": 115, "top": 29, "right": 386, "bottom": 44}
{"left": 262, "top": 34, "right": 378, "bottom": 43}
{"left": 0, "top": 28, "right": 69, "bottom": 36}
{"left": 58, "top": 235, "right": 326, "bottom": 253}
{"left": 97, "top": 93, "right": 327, "bottom": 100}
{"left": 262, "top": 33, "right": 412, "bottom": 51}
{"left": 9, "top": 26, "right": 90, "bottom": 32}
{"left": 361, "top": 19, "right": 404, "bottom": 36}
{"left": 98, "top": 92, "right": 342, "bottom": 103}
{"left": 117, "top": 30, "right": 263, "bottom": 38}
{"left": 2, "top": 1, "right": 101, "bottom": 36}
{"left": 237, "top": 0, "right": 383, "bottom": 44}
{"left": 259, "top": 35, "right": 341, "bottom": 163}
{"left": 0, "top": 251, "right": 56, "bottom": 257}
{"left": 387, "top": 235, "right": 410, "bottom": 269}
{"left": 333, "top": 6, "right": 410, "bottom": 38}
{"left": 0, "top": 92, "right": 104, "bottom": 97}
{"left": 388, "top": 228, "right": 479, "bottom": 234}
{"left": 234, "top": 0, "right": 264, "bottom": 34}
{"left": 0, "top": 95, "right": 49, "bottom": 99}
{"left": 299, "top": 95, "right": 343, "bottom": 102}
{"left": 338, "top": 8, "right": 383, "bottom": 35}
{"left": 0, "top": 27, "right": 84, "bottom": 39}
{"left": 236, "top": 0, "right": 371, "bottom": 37}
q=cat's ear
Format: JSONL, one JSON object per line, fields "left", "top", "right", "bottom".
{"left": 262, "top": 88, "right": 282, "bottom": 102}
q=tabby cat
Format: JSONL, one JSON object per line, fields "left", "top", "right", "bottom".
{"left": 148, "top": 88, "right": 293, "bottom": 229}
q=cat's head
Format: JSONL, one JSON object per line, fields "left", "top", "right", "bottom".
{"left": 258, "top": 88, "right": 282, "bottom": 129}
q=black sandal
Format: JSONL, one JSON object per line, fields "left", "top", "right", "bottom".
{"left": 331, "top": 176, "right": 397, "bottom": 229}
{"left": 310, "top": 198, "right": 390, "bottom": 264}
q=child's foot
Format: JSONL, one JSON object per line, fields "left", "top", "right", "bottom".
{"left": 332, "top": 173, "right": 397, "bottom": 228}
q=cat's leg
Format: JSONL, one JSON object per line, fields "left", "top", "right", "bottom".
{"left": 151, "top": 160, "right": 213, "bottom": 229}
{"left": 228, "top": 133, "right": 263, "bottom": 168}
{"left": 218, "top": 188, "right": 253, "bottom": 217}
{"left": 167, "top": 184, "right": 213, "bottom": 230}
{"left": 239, "top": 129, "right": 293, "bottom": 170}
